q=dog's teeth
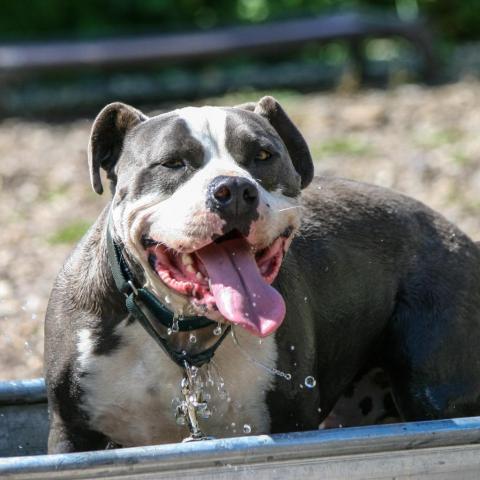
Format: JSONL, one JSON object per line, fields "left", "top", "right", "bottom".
{"left": 196, "top": 272, "right": 204, "bottom": 280}
{"left": 182, "top": 254, "right": 193, "bottom": 266}
{"left": 186, "top": 265, "right": 195, "bottom": 274}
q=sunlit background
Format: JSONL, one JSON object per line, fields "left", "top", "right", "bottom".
{"left": 1, "top": 0, "right": 480, "bottom": 380}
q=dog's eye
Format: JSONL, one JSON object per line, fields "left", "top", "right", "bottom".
{"left": 255, "top": 149, "right": 272, "bottom": 161}
{"left": 162, "top": 158, "right": 185, "bottom": 169}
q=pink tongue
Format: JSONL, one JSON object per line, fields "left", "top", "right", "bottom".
{"left": 197, "top": 238, "right": 285, "bottom": 337}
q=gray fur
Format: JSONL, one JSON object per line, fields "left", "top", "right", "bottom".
{"left": 45, "top": 98, "right": 480, "bottom": 452}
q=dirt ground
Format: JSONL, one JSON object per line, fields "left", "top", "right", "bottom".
{"left": 1, "top": 80, "right": 480, "bottom": 381}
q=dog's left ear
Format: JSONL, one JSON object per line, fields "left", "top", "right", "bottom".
{"left": 236, "top": 96, "right": 314, "bottom": 189}
{"left": 88, "top": 102, "right": 147, "bottom": 195}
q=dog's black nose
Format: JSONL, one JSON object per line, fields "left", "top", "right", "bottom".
{"left": 207, "top": 176, "right": 259, "bottom": 230}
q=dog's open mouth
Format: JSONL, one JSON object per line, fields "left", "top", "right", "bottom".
{"left": 142, "top": 230, "right": 289, "bottom": 337}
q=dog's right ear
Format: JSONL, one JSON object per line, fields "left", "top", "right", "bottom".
{"left": 88, "top": 102, "right": 147, "bottom": 195}
{"left": 235, "top": 97, "right": 314, "bottom": 189}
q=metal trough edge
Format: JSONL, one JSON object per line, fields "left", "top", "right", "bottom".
{"left": 1, "top": 417, "right": 480, "bottom": 479}
{"left": 0, "top": 379, "right": 46, "bottom": 406}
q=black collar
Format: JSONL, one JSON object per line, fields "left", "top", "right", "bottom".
{"left": 105, "top": 219, "right": 230, "bottom": 368}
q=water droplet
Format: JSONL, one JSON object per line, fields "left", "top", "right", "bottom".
{"left": 290, "top": 345, "right": 295, "bottom": 351}
{"left": 167, "top": 328, "right": 172, "bottom": 335}
{"left": 304, "top": 296, "right": 308, "bottom": 302}
{"left": 199, "top": 406, "right": 211, "bottom": 419}
{"left": 231, "top": 422, "right": 236, "bottom": 427}
{"left": 285, "top": 373, "right": 292, "bottom": 380}
{"left": 243, "top": 424, "right": 252, "bottom": 434}
{"left": 189, "top": 333, "right": 197, "bottom": 344}
{"left": 181, "top": 350, "right": 187, "bottom": 356}
{"left": 176, "top": 416, "right": 186, "bottom": 426}
{"left": 213, "top": 325, "right": 222, "bottom": 336}
{"left": 252, "top": 302, "right": 257, "bottom": 307}
{"left": 317, "top": 407, "right": 322, "bottom": 413}
{"left": 165, "top": 295, "right": 171, "bottom": 304}
{"left": 304, "top": 376, "right": 316, "bottom": 388}
{"left": 218, "top": 390, "right": 227, "bottom": 400}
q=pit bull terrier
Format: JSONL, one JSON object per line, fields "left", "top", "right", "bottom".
{"left": 45, "top": 97, "right": 480, "bottom": 452}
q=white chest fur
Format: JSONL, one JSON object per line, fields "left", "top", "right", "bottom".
{"left": 76, "top": 319, "right": 277, "bottom": 446}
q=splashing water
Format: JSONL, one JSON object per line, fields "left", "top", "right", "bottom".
{"left": 209, "top": 360, "right": 229, "bottom": 399}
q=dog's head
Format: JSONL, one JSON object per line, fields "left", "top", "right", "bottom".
{"left": 89, "top": 97, "right": 313, "bottom": 337}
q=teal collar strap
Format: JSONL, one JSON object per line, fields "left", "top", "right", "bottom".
{"left": 105, "top": 220, "right": 230, "bottom": 368}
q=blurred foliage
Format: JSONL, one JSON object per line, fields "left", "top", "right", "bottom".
{"left": 47, "top": 220, "right": 91, "bottom": 245}
{"left": 0, "top": 0, "right": 478, "bottom": 42}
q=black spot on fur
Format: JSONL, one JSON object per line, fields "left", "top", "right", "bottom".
{"left": 358, "top": 396, "right": 373, "bottom": 416}
{"left": 50, "top": 364, "right": 110, "bottom": 451}
{"left": 94, "top": 333, "right": 122, "bottom": 356}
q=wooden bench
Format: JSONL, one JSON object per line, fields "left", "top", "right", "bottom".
{"left": 0, "top": 12, "right": 436, "bottom": 80}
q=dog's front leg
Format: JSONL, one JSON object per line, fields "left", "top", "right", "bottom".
{"left": 48, "top": 411, "right": 110, "bottom": 454}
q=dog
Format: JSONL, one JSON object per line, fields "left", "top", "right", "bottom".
{"left": 45, "top": 96, "right": 480, "bottom": 453}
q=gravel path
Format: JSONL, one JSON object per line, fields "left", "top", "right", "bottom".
{"left": 1, "top": 80, "right": 480, "bottom": 380}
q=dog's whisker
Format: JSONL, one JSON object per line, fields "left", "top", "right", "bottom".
{"left": 276, "top": 205, "right": 304, "bottom": 212}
